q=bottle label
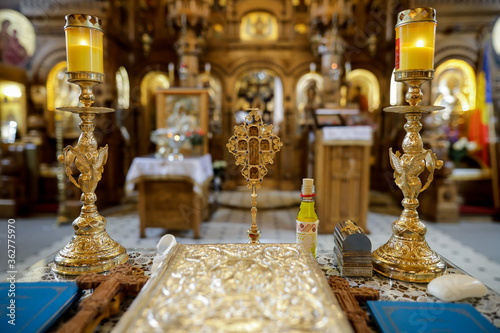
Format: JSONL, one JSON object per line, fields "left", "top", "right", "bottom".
{"left": 296, "top": 220, "right": 318, "bottom": 257}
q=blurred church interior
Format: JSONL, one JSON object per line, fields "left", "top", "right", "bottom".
{"left": 1, "top": 0, "right": 500, "bottom": 271}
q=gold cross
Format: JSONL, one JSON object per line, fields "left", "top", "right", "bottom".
{"left": 227, "top": 109, "right": 283, "bottom": 243}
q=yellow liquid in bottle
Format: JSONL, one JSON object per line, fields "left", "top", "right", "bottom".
{"left": 297, "top": 200, "right": 318, "bottom": 222}
{"left": 296, "top": 197, "right": 319, "bottom": 257}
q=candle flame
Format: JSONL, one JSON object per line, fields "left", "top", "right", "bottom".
{"left": 79, "top": 40, "right": 88, "bottom": 46}
{"left": 416, "top": 40, "right": 425, "bottom": 47}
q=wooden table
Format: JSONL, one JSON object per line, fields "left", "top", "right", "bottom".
{"left": 126, "top": 155, "right": 213, "bottom": 238}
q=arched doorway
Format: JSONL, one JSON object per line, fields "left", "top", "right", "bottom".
{"left": 295, "top": 70, "right": 324, "bottom": 178}
{"left": 430, "top": 59, "right": 477, "bottom": 166}
{"left": 46, "top": 61, "right": 80, "bottom": 139}
{"left": 296, "top": 71, "right": 324, "bottom": 133}
{"left": 346, "top": 68, "right": 380, "bottom": 114}
{"left": 233, "top": 69, "right": 283, "bottom": 129}
{"left": 115, "top": 66, "right": 132, "bottom": 172}
{"left": 230, "top": 68, "right": 284, "bottom": 187}
{"left": 429, "top": 59, "right": 498, "bottom": 210}
{"left": 116, "top": 66, "right": 130, "bottom": 114}
{"left": 139, "top": 71, "right": 170, "bottom": 155}
{"left": 432, "top": 59, "right": 476, "bottom": 134}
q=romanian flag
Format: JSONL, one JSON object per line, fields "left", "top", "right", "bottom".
{"left": 469, "top": 43, "right": 493, "bottom": 167}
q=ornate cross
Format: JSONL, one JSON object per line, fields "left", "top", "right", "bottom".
{"left": 227, "top": 109, "right": 283, "bottom": 243}
{"left": 328, "top": 276, "right": 379, "bottom": 333}
{"left": 56, "top": 264, "right": 149, "bottom": 333}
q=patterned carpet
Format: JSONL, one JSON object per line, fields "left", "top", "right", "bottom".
{"left": 12, "top": 191, "right": 500, "bottom": 294}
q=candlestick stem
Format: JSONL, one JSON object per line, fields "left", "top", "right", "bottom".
{"left": 67, "top": 72, "right": 103, "bottom": 107}
{"left": 395, "top": 69, "right": 434, "bottom": 106}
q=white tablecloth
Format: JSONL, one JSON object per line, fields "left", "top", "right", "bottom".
{"left": 322, "top": 126, "right": 372, "bottom": 142}
{"left": 125, "top": 154, "right": 213, "bottom": 194}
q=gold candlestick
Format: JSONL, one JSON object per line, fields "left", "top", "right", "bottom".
{"left": 52, "top": 14, "right": 127, "bottom": 275}
{"left": 372, "top": 69, "right": 446, "bottom": 282}
{"left": 227, "top": 109, "right": 282, "bottom": 243}
{"left": 52, "top": 72, "right": 128, "bottom": 275}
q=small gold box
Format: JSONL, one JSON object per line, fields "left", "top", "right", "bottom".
{"left": 334, "top": 220, "right": 373, "bottom": 277}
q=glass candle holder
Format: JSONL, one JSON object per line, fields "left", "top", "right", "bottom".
{"left": 64, "top": 14, "right": 104, "bottom": 73}
{"left": 395, "top": 8, "right": 436, "bottom": 71}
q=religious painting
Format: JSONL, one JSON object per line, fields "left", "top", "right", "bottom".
{"left": 139, "top": 71, "right": 169, "bottom": 154}
{"left": 240, "top": 12, "right": 278, "bottom": 41}
{"left": 430, "top": 59, "right": 478, "bottom": 168}
{"left": 0, "top": 9, "right": 35, "bottom": 67}
{"left": 156, "top": 88, "right": 209, "bottom": 155}
{"left": 433, "top": 59, "right": 475, "bottom": 117}
{"left": 431, "top": 59, "right": 476, "bottom": 141}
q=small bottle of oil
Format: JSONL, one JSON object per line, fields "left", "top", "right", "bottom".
{"left": 296, "top": 178, "right": 319, "bottom": 257}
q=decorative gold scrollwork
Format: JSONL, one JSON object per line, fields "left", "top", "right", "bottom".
{"left": 226, "top": 109, "right": 283, "bottom": 243}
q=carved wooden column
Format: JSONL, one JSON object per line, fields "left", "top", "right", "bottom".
{"left": 319, "top": 26, "right": 344, "bottom": 105}
{"left": 310, "top": 1, "right": 350, "bottom": 106}
{"left": 166, "top": 0, "right": 210, "bottom": 87}
{"left": 175, "top": 28, "right": 203, "bottom": 87}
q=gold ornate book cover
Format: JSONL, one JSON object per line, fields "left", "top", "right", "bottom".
{"left": 114, "top": 243, "right": 352, "bottom": 332}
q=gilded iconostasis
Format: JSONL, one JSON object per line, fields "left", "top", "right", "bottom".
{"left": 0, "top": 0, "right": 499, "bottom": 216}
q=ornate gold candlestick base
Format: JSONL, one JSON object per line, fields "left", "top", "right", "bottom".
{"left": 373, "top": 70, "right": 447, "bottom": 282}
{"left": 52, "top": 72, "right": 127, "bottom": 275}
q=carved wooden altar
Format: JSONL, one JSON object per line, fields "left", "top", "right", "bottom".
{"left": 315, "top": 127, "right": 372, "bottom": 234}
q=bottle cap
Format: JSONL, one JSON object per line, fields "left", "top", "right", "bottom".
{"left": 302, "top": 178, "right": 314, "bottom": 196}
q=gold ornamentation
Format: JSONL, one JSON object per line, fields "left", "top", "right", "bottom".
{"left": 226, "top": 109, "right": 283, "bottom": 243}
{"left": 52, "top": 72, "right": 127, "bottom": 275}
{"left": 396, "top": 7, "right": 436, "bottom": 27}
{"left": 372, "top": 70, "right": 447, "bottom": 282}
{"left": 114, "top": 243, "right": 353, "bottom": 333}
{"left": 394, "top": 69, "right": 435, "bottom": 106}
{"left": 64, "top": 13, "right": 103, "bottom": 32}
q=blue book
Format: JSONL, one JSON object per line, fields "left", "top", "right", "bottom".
{"left": 0, "top": 282, "right": 81, "bottom": 333}
{"left": 367, "top": 301, "right": 498, "bottom": 333}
